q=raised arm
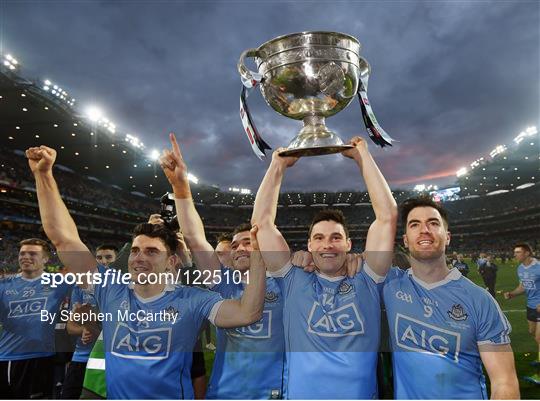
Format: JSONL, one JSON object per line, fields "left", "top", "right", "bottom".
{"left": 159, "top": 133, "right": 220, "bottom": 273}
{"left": 342, "top": 137, "right": 397, "bottom": 276}
{"left": 214, "top": 226, "right": 266, "bottom": 327}
{"left": 480, "top": 345, "right": 520, "bottom": 399}
{"left": 251, "top": 149, "right": 297, "bottom": 272}
{"left": 26, "top": 146, "right": 96, "bottom": 277}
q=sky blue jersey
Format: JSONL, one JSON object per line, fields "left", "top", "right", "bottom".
{"left": 0, "top": 273, "right": 71, "bottom": 360}
{"left": 89, "top": 265, "right": 223, "bottom": 399}
{"left": 517, "top": 259, "right": 540, "bottom": 309}
{"left": 70, "top": 285, "right": 98, "bottom": 363}
{"left": 383, "top": 267, "right": 511, "bottom": 399}
{"left": 269, "top": 262, "right": 384, "bottom": 399}
{"left": 206, "top": 266, "right": 286, "bottom": 399}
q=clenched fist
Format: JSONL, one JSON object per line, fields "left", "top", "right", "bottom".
{"left": 25, "top": 146, "right": 57, "bottom": 174}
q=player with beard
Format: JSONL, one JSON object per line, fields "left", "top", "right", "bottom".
{"left": 383, "top": 197, "right": 519, "bottom": 398}
{"left": 0, "top": 238, "right": 72, "bottom": 398}
{"left": 26, "top": 144, "right": 267, "bottom": 399}
{"left": 159, "top": 133, "right": 286, "bottom": 399}
{"left": 252, "top": 136, "right": 397, "bottom": 399}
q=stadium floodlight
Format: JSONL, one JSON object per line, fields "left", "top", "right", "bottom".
{"left": 3, "top": 54, "right": 18, "bottom": 71}
{"left": 187, "top": 173, "right": 199, "bottom": 184}
{"left": 414, "top": 184, "right": 426, "bottom": 192}
{"left": 86, "top": 106, "right": 103, "bottom": 122}
{"left": 456, "top": 167, "right": 468, "bottom": 177}
{"left": 149, "top": 149, "right": 160, "bottom": 161}
{"left": 489, "top": 145, "right": 506, "bottom": 158}
{"left": 44, "top": 79, "right": 51, "bottom": 85}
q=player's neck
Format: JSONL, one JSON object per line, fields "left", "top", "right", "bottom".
{"left": 21, "top": 269, "right": 43, "bottom": 280}
{"left": 134, "top": 282, "right": 166, "bottom": 299}
{"left": 523, "top": 257, "right": 535, "bottom": 267}
{"left": 316, "top": 264, "right": 347, "bottom": 278}
{"left": 410, "top": 256, "right": 450, "bottom": 284}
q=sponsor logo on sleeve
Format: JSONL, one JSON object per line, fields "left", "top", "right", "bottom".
{"left": 395, "top": 313, "right": 460, "bottom": 362}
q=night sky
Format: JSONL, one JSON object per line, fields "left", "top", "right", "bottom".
{"left": 2, "top": 1, "right": 538, "bottom": 192}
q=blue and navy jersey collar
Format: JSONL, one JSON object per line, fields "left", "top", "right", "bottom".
{"left": 16, "top": 273, "right": 42, "bottom": 282}
{"left": 407, "top": 267, "right": 461, "bottom": 290}
{"left": 128, "top": 282, "right": 177, "bottom": 303}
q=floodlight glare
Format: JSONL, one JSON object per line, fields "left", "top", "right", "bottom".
{"left": 187, "top": 173, "right": 199, "bottom": 184}
{"left": 456, "top": 167, "right": 468, "bottom": 177}
{"left": 44, "top": 80, "right": 51, "bottom": 85}
{"left": 149, "top": 149, "right": 160, "bottom": 160}
{"left": 86, "top": 106, "right": 103, "bottom": 122}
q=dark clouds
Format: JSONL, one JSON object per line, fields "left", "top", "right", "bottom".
{"left": 2, "top": 1, "right": 538, "bottom": 191}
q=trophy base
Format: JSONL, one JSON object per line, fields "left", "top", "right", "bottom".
{"left": 279, "top": 115, "right": 353, "bottom": 157}
{"left": 279, "top": 145, "right": 353, "bottom": 157}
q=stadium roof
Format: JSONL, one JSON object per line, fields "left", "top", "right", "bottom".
{"left": 0, "top": 61, "right": 190, "bottom": 198}
{"left": 456, "top": 127, "right": 539, "bottom": 196}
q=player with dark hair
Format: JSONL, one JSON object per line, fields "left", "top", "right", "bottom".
{"left": 383, "top": 196, "right": 519, "bottom": 398}
{"left": 0, "top": 238, "right": 72, "bottom": 398}
{"left": 95, "top": 244, "right": 118, "bottom": 268}
{"left": 215, "top": 232, "right": 233, "bottom": 268}
{"left": 505, "top": 243, "right": 540, "bottom": 369}
{"left": 26, "top": 144, "right": 267, "bottom": 399}
{"left": 159, "top": 134, "right": 286, "bottom": 399}
{"left": 252, "top": 136, "right": 397, "bottom": 399}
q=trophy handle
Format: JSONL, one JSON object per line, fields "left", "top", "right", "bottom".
{"left": 238, "top": 48, "right": 260, "bottom": 84}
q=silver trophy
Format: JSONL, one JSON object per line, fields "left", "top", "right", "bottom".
{"left": 238, "top": 31, "right": 391, "bottom": 158}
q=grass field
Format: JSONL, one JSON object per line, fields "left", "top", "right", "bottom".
{"left": 203, "top": 259, "right": 540, "bottom": 399}
{"left": 465, "top": 259, "right": 540, "bottom": 399}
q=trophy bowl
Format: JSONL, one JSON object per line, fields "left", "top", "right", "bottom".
{"left": 238, "top": 31, "right": 371, "bottom": 157}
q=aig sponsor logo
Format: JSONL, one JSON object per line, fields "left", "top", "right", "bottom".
{"left": 111, "top": 323, "right": 172, "bottom": 360}
{"left": 307, "top": 302, "right": 364, "bottom": 337}
{"left": 395, "top": 290, "right": 413, "bottom": 303}
{"left": 395, "top": 313, "right": 461, "bottom": 363}
{"left": 229, "top": 310, "right": 272, "bottom": 339}
{"left": 521, "top": 279, "right": 536, "bottom": 290}
{"left": 8, "top": 297, "right": 47, "bottom": 318}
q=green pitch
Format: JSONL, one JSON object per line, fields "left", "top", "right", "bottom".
{"left": 467, "top": 258, "right": 539, "bottom": 399}
{"left": 203, "top": 259, "right": 540, "bottom": 398}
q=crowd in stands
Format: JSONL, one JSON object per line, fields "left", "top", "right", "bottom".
{"left": 1, "top": 147, "right": 539, "bottom": 269}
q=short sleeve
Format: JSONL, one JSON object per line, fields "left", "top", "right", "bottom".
{"left": 476, "top": 290, "right": 512, "bottom": 345}
{"left": 188, "top": 287, "right": 224, "bottom": 325}
{"left": 360, "top": 260, "right": 386, "bottom": 285}
{"left": 85, "top": 264, "right": 120, "bottom": 311}
{"left": 267, "top": 261, "right": 297, "bottom": 298}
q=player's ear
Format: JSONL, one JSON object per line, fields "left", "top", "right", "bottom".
{"left": 446, "top": 230, "right": 451, "bottom": 246}
{"left": 307, "top": 239, "right": 312, "bottom": 252}
{"left": 346, "top": 238, "right": 352, "bottom": 252}
{"left": 403, "top": 234, "right": 409, "bottom": 249}
{"left": 167, "top": 253, "right": 178, "bottom": 270}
